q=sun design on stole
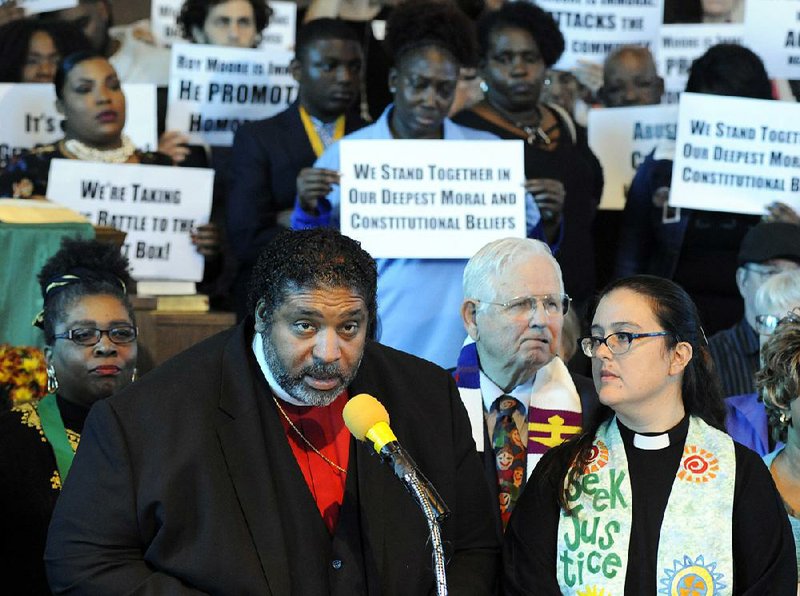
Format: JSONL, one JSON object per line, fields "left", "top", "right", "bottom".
{"left": 676, "top": 445, "right": 719, "bottom": 483}
{"left": 659, "top": 555, "right": 725, "bottom": 595}
{"left": 582, "top": 440, "right": 609, "bottom": 473}
{"left": 577, "top": 586, "right": 612, "bottom": 596}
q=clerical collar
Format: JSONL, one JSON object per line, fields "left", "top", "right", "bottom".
{"left": 617, "top": 415, "right": 690, "bottom": 451}
{"left": 251, "top": 333, "right": 307, "bottom": 406}
{"left": 478, "top": 370, "right": 535, "bottom": 413}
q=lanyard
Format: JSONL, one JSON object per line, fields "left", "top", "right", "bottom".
{"left": 299, "top": 106, "right": 346, "bottom": 158}
{"left": 38, "top": 393, "right": 76, "bottom": 483}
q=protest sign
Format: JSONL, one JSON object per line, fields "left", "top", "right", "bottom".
{"left": 670, "top": 93, "right": 800, "bottom": 214}
{"left": 165, "top": 43, "right": 297, "bottom": 146}
{"left": 743, "top": 0, "right": 800, "bottom": 79}
{"left": 339, "top": 140, "right": 526, "bottom": 259}
{"left": 655, "top": 24, "right": 743, "bottom": 103}
{"left": 535, "top": 0, "right": 663, "bottom": 70}
{"left": 0, "top": 83, "right": 158, "bottom": 168}
{"left": 5, "top": 0, "right": 76, "bottom": 16}
{"left": 588, "top": 104, "right": 677, "bottom": 210}
{"left": 46, "top": 160, "right": 214, "bottom": 280}
{"left": 151, "top": 0, "right": 296, "bottom": 50}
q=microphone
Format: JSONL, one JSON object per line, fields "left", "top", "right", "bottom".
{"left": 343, "top": 393, "right": 450, "bottom": 522}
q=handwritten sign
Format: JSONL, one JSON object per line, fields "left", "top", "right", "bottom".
{"left": 5, "top": 0, "right": 77, "bottom": 16}
{"left": 655, "top": 24, "right": 743, "bottom": 103}
{"left": 670, "top": 93, "right": 800, "bottom": 214}
{"left": 166, "top": 43, "right": 297, "bottom": 146}
{"left": 535, "top": 0, "right": 663, "bottom": 70}
{"left": 743, "top": 0, "right": 800, "bottom": 79}
{"left": 588, "top": 104, "right": 678, "bottom": 210}
{"left": 339, "top": 140, "right": 526, "bottom": 258}
{"left": 0, "top": 83, "right": 158, "bottom": 169}
{"left": 151, "top": 0, "right": 296, "bottom": 50}
{"left": 46, "top": 160, "right": 214, "bottom": 280}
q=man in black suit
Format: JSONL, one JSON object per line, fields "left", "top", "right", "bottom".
{"left": 454, "top": 238, "right": 599, "bottom": 530}
{"left": 45, "top": 228, "right": 500, "bottom": 595}
{"left": 227, "top": 19, "right": 366, "bottom": 318}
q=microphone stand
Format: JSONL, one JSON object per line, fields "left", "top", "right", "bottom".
{"left": 381, "top": 444, "right": 450, "bottom": 596}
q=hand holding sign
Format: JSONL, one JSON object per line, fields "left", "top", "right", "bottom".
{"left": 764, "top": 202, "right": 800, "bottom": 226}
{"left": 525, "top": 178, "right": 565, "bottom": 224}
{"left": 297, "top": 167, "right": 340, "bottom": 213}
{"left": 157, "top": 130, "right": 191, "bottom": 164}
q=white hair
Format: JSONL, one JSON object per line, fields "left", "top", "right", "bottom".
{"left": 462, "top": 237, "right": 564, "bottom": 304}
{"left": 754, "top": 270, "right": 800, "bottom": 316}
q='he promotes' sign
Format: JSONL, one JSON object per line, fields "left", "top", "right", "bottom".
{"left": 536, "top": 0, "right": 664, "bottom": 69}
{"left": 588, "top": 104, "right": 677, "bottom": 210}
{"left": 339, "top": 140, "right": 526, "bottom": 259}
{"left": 166, "top": 43, "right": 297, "bottom": 146}
{"left": 46, "top": 160, "right": 214, "bottom": 280}
{"left": 671, "top": 93, "right": 800, "bottom": 214}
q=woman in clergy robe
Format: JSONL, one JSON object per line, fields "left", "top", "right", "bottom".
{"left": 504, "top": 274, "right": 797, "bottom": 595}
{"left": 0, "top": 238, "right": 138, "bottom": 594}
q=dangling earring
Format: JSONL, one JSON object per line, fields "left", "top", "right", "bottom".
{"left": 131, "top": 367, "right": 138, "bottom": 383}
{"left": 46, "top": 363, "right": 59, "bottom": 394}
{"left": 480, "top": 80, "right": 489, "bottom": 94}
{"left": 389, "top": 86, "right": 397, "bottom": 94}
{"left": 780, "top": 410, "right": 792, "bottom": 428}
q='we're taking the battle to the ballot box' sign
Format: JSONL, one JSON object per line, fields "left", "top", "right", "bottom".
{"left": 339, "top": 140, "right": 526, "bottom": 259}
{"left": 46, "top": 160, "right": 214, "bottom": 280}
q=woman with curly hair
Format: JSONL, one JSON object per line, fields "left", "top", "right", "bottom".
{"left": 178, "top": 0, "right": 271, "bottom": 48}
{"left": 291, "top": 0, "right": 548, "bottom": 368}
{"left": 504, "top": 275, "right": 796, "bottom": 594}
{"left": 0, "top": 238, "right": 137, "bottom": 594}
{"left": 453, "top": 1, "right": 603, "bottom": 320}
{"left": 0, "top": 18, "right": 90, "bottom": 83}
{"left": 758, "top": 309, "right": 800, "bottom": 584}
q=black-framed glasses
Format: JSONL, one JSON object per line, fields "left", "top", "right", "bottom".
{"left": 54, "top": 326, "right": 138, "bottom": 346}
{"left": 578, "top": 331, "right": 672, "bottom": 358}
{"left": 477, "top": 294, "right": 571, "bottom": 317}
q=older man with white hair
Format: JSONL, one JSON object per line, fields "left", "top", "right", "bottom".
{"left": 453, "top": 238, "right": 598, "bottom": 529}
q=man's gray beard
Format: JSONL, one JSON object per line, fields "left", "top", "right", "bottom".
{"left": 260, "top": 331, "right": 361, "bottom": 407}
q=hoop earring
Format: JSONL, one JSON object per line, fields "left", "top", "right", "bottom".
{"left": 46, "top": 363, "right": 59, "bottom": 394}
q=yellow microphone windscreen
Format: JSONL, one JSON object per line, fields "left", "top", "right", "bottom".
{"left": 343, "top": 393, "right": 391, "bottom": 441}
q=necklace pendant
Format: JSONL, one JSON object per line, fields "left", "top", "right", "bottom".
{"left": 537, "top": 127, "right": 551, "bottom": 145}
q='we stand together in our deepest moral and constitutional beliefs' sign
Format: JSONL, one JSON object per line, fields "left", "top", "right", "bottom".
{"left": 588, "top": 104, "right": 677, "bottom": 209}
{"left": 46, "top": 160, "right": 214, "bottom": 280}
{"left": 536, "top": 0, "right": 664, "bottom": 69}
{"left": 165, "top": 43, "right": 297, "bottom": 146}
{"left": 339, "top": 140, "right": 526, "bottom": 259}
{"left": 0, "top": 83, "right": 157, "bottom": 168}
{"left": 671, "top": 93, "right": 800, "bottom": 215}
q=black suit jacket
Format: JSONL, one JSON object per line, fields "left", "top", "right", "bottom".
{"left": 45, "top": 323, "right": 499, "bottom": 595}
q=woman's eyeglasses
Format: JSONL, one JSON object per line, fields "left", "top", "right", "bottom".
{"left": 578, "top": 331, "right": 673, "bottom": 358}
{"left": 756, "top": 308, "right": 800, "bottom": 336}
{"left": 54, "top": 326, "right": 138, "bottom": 346}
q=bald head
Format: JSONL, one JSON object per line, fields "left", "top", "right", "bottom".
{"left": 600, "top": 45, "right": 663, "bottom": 107}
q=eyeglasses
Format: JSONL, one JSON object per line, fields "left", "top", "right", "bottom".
{"left": 54, "top": 326, "right": 138, "bottom": 346}
{"left": 477, "top": 294, "right": 571, "bottom": 317}
{"left": 756, "top": 308, "right": 800, "bottom": 336}
{"left": 742, "top": 263, "right": 796, "bottom": 278}
{"left": 578, "top": 331, "right": 672, "bottom": 358}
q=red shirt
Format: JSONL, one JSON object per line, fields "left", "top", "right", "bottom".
{"left": 276, "top": 393, "right": 350, "bottom": 534}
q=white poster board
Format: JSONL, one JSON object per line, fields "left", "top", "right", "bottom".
{"left": 670, "top": 93, "right": 800, "bottom": 214}
{"left": 743, "top": 0, "right": 800, "bottom": 79}
{"left": 655, "top": 24, "right": 743, "bottom": 103}
{"left": 151, "top": 0, "right": 296, "bottom": 51}
{"left": 166, "top": 43, "right": 298, "bottom": 146}
{"left": 0, "top": 83, "right": 158, "bottom": 168}
{"left": 5, "top": 0, "right": 76, "bottom": 16}
{"left": 46, "top": 160, "right": 214, "bottom": 280}
{"left": 535, "top": 0, "right": 664, "bottom": 70}
{"left": 588, "top": 104, "right": 678, "bottom": 210}
{"left": 339, "top": 140, "right": 526, "bottom": 259}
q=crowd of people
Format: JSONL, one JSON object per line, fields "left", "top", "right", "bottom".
{"left": 1, "top": 0, "right": 800, "bottom": 593}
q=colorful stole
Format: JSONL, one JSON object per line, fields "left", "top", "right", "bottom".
{"left": 299, "top": 106, "right": 346, "bottom": 158}
{"left": 37, "top": 393, "right": 77, "bottom": 483}
{"left": 454, "top": 340, "right": 582, "bottom": 478}
{"left": 556, "top": 416, "right": 735, "bottom": 595}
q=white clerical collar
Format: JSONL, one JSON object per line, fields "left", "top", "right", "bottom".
{"left": 251, "top": 333, "right": 307, "bottom": 406}
{"left": 633, "top": 432, "right": 671, "bottom": 450}
{"left": 479, "top": 370, "right": 535, "bottom": 413}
